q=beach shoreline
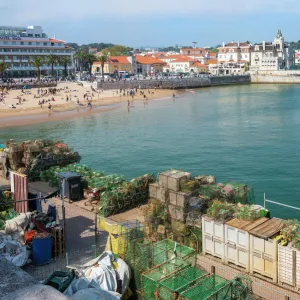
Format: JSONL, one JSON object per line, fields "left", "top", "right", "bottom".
{"left": 0, "top": 82, "right": 179, "bottom": 128}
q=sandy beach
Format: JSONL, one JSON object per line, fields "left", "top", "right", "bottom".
{"left": 0, "top": 82, "right": 175, "bottom": 127}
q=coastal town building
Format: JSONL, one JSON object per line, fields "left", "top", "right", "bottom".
{"left": 0, "top": 25, "right": 74, "bottom": 77}
{"left": 295, "top": 50, "right": 300, "bottom": 65}
{"left": 207, "top": 41, "right": 251, "bottom": 75}
{"left": 135, "top": 56, "right": 165, "bottom": 75}
{"left": 166, "top": 57, "right": 196, "bottom": 73}
{"left": 250, "top": 28, "right": 294, "bottom": 72}
{"left": 218, "top": 42, "right": 252, "bottom": 63}
{"left": 180, "top": 47, "right": 215, "bottom": 64}
{"left": 92, "top": 56, "right": 137, "bottom": 75}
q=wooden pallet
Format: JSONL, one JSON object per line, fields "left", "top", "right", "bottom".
{"left": 51, "top": 226, "right": 65, "bottom": 258}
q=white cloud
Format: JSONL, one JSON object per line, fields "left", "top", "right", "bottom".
{"left": 1, "top": 0, "right": 299, "bottom": 23}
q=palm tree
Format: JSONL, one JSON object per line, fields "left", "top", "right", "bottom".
{"left": 98, "top": 55, "right": 108, "bottom": 79}
{"left": 84, "top": 53, "right": 97, "bottom": 75}
{"left": 0, "top": 61, "right": 9, "bottom": 80}
{"left": 74, "top": 50, "right": 86, "bottom": 72}
{"left": 59, "top": 56, "right": 71, "bottom": 77}
{"left": 46, "top": 54, "right": 58, "bottom": 76}
{"left": 31, "top": 56, "right": 44, "bottom": 81}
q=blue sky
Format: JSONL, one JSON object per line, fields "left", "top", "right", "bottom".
{"left": 1, "top": 0, "right": 300, "bottom": 47}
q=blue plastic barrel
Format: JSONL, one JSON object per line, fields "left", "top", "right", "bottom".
{"left": 32, "top": 235, "right": 52, "bottom": 265}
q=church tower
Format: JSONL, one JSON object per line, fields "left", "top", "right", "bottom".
{"left": 273, "top": 27, "right": 284, "bottom": 51}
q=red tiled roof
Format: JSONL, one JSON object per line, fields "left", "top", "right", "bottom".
{"left": 192, "top": 62, "right": 208, "bottom": 68}
{"left": 108, "top": 56, "right": 129, "bottom": 64}
{"left": 136, "top": 56, "right": 165, "bottom": 65}
{"left": 49, "top": 38, "right": 64, "bottom": 43}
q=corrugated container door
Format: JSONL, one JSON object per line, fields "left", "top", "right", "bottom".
{"left": 214, "top": 238, "right": 224, "bottom": 258}
{"left": 203, "top": 218, "right": 213, "bottom": 236}
{"left": 214, "top": 222, "right": 224, "bottom": 241}
{"left": 203, "top": 234, "right": 214, "bottom": 255}
{"left": 252, "top": 236, "right": 264, "bottom": 253}
{"left": 237, "top": 247, "right": 249, "bottom": 269}
{"left": 225, "top": 225, "right": 237, "bottom": 263}
{"left": 237, "top": 230, "right": 248, "bottom": 249}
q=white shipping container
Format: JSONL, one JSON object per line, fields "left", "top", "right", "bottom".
{"left": 202, "top": 216, "right": 226, "bottom": 261}
{"left": 225, "top": 223, "right": 250, "bottom": 270}
{"left": 225, "top": 218, "right": 268, "bottom": 271}
{"left": 249, "top": 218, "right": 283, "bottom": 283}
{"left": 250, "top": 235, "right": 281, "bottom": 282}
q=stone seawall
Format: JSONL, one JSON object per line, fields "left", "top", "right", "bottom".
{"left": 97, "top": 75, "right": 250, "bottom": 90}
{"left": 210, "top": 75, "right": 250, "bottom": 86}
{"left": 251, "top": 74, "right": 300, "bottom": 84}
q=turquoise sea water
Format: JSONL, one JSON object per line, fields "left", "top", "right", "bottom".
{"left": 1, "top": 84, "right": 300, "bottom": 219}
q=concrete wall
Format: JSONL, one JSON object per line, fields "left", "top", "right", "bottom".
{"left": 197, "top": 254, "right": 300, "bottom": 300}
{"left": 251, "top": 70, "right": 300, "bottom": 83}
{"left": 97, "top": 75, "right": 250, "bottom": 90}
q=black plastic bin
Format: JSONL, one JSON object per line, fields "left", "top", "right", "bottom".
{"left": 57, "top": 172, "right": 82, "bottom": 201}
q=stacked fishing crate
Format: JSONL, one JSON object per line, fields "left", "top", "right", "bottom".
{"left": 6, "top": 143, "right": 23, "bottom": 171}
{"left": 148, "top": 170, "right": 193, "bottom": 241}
{"left": 22, "top": 141, "right": 42, "bottom": 167}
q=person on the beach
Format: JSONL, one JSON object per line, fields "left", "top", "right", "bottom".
{"left": 127, "top": 100, "right": 130, "bottom": 107}
{"left": 48, "top": 103, "right": 52, "bottom": 110}
{"left": 173, "top": 93, "right": 175, "bottom": 99}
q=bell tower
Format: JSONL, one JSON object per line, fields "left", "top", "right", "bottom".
{"left": 273, "top": 27, "right": 284, "bottom": 51}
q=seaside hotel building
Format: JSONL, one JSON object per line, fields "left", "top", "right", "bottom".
{"left": 0, "top": 25, "right": 74, "bottom": 77}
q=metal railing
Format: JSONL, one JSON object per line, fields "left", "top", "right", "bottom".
{"left": 263, "top": 193, "right": 300, "bottom": 211}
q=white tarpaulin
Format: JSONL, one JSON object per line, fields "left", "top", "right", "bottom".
{"left": 65, "top": 251, "right": 130, "bottom": 299}
{"left": 0, "top": 233, "right": 28, "bottom": 267}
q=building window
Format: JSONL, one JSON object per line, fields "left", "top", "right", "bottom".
{"left": 36, "top": 42, "right": 40, "bottom": 45}
{"left": 28, "top": 42, "right": 32, "bottom": 45}
{"left": 43, "top": 42, "right": 48, "bottom": 46}
{"left": 51, "top": 43, "right": 54, "bottom": 46}
{"left": 21, "top": 42, "right": 24, "bottom": 45}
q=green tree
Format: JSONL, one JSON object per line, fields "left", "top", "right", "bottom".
{"left": 98, "top": 55, "right": 108, "bottom": 79}
{"left": 46, "top": 54, "right": 58, "bottom": 77}
{"left": 59, "top": 56, "right": 72, "bottom": 77}
{"left": 0, "top": 61, "right": 9, "bottom": 80}
{"left": 102, "top": 45, "right": 132, "bottom": 56}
